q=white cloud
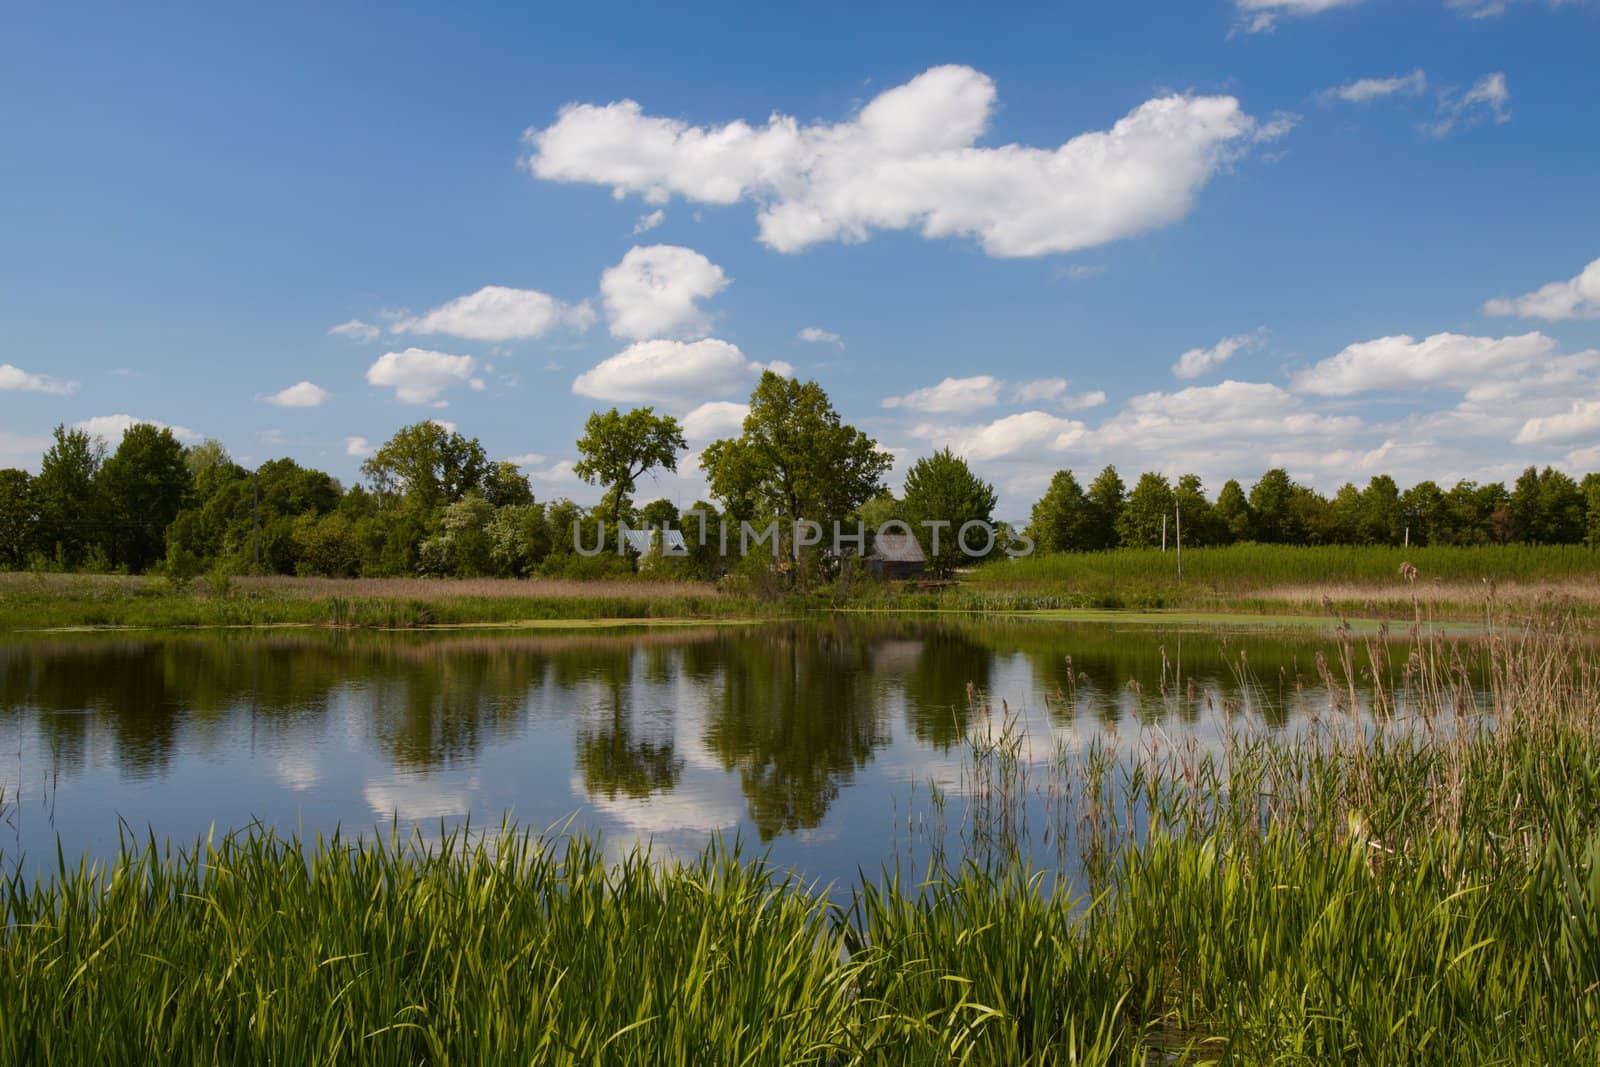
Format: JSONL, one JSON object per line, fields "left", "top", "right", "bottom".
{"left": 1423, "top": 73, "right": 1511, "bottom": 137}
{"left": 599, "top": 245, "right": 730, "bottom": 341}
{"left": 681, "top": 401, "right": 748, "bottom": 440}
{"left": 366, "top": 348, "right": 479, "bottom": 405}
{"left": 1446, "top": 0, "right": 1591, "bottom": 17}
{"left": 798, "top": 327, "right": 842, "bottom": 346}
{"left": 912, "top": 410, "right": 1088, "bottom": 462}
{"left": 345, "top": 436, "right": 374, "bottom": 459}
{"left": 528, "top": 459, "right": 580, "bottom": 483}
{"left": 1098, "top": 381, "right": 1358, "bottom": 447}
{"left": 1235, "top": 0, "right": 1364, "bottom": 33}
{"left": 0, "top": 430, "right": 51, "bottom": 471}
{"left": 1319, "top": 70, "right": 1428, "bottom": 104}
{"left": 76, "top": 415, "right": 201, "bottom": 445}
{"left": 1514, "top": 399, "right": 1600, "bottom": 445}
{"left": 1484, "top": 256, "right": 1600, "bottom": 320}
{"left": 0, "top": 363, "right": 78, "bottom": 396}
{"left": 328, "top": 319, "right": 381, "bottom": 343}
{"left": 392, "top": 286, "right": 595, "bottom": 342}
{"left": 1009, "top": 377, "right": 1107, "bottom": 410}
{"left": 264, "top": 380, "right": 329, "bottom": 408}
{"left": 884, "top": 375, "right": 1004, "bottom": 415}
{"left": 1173, "top": 328, "right": 1268, "bottom": 379}
{"left": 572, "top": 338, "right": 773, "bottom": 403}
{"left": 525, "top": 65, "right": 1268, "bottom": 258}
{"left": 633, "top": 209, "right": 665, "bottom": 234}
{"left": 1292, "top": 331, "right": 1557, "bottom": 396}
{"left": 506, "top": 452, "right": 547, "bottom": 467}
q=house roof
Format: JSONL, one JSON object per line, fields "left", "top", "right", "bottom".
{"left": 868, "top": 531, "right": 926, "bottom": 563}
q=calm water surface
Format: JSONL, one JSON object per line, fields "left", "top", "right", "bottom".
{"left": 0, "top": 618, "right": 1439, "bottom": 884}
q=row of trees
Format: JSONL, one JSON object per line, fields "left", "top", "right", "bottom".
{"left": 1026, "top": 465, "right": 1600, "bottom": 552}
{"left": 0, "top": 372, "right": 969, "bottom": 582}
{"left": 6, "top": 367, "right": 1597, "bottom": 582}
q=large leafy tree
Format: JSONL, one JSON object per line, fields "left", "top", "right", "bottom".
{"left": 701, "top": 371, "right": 892, "bottom": 537}
{"left": 96, "top": 423, "right": 192, "bottom": 572}
{"left": 900, "top": 448, "right": 998, "bottom": 576}
{"left": 0, "top": 469, "right": 37, "bottom": 567}
{"left": 1511, "top": 466, "right": 1585, "bottom": 545}
{"left": 362, "top": 422, "right": 488, "bottom": 513}
{"left": 1083, "top": 466, "right": 1126, "bottom": 551}
{"left": 1248, "top": 468, "right": 1300, "bottom": 544}
{"left": 1028, "top": 470, "right": 1093, "bottom": 552}
{"left": 1213, "top": 479, "right": 1254, "bottom": 543}
{"left": 1115, "top": 472, "right": 1175, "bottom": 548}
{"left": 574, "top": 407, "right": 686, "bottom": 525}
{"left": 33, "top": 425, "right": 105, "bottom": 567}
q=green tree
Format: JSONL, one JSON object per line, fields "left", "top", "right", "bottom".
{"left": 900, "top": 448, "right": 998, "bottom": 576}
{"left": 1173, "top": 474, "right": 1218, "bottom": 547}
{"left": 482, "top": 461, "right": 534, "bottom": 508}
{"left": 1115, "top": 472, "right": 1175, "bottom": 548}
{"left": 701, "top": 372, "right": 892, "bottom": 541}
{"left": 1083, "top": 466, "right": 1125, "bottom": 551}
{"left": 96, "top": 423, "right": 191, "bottom": 572}
{"left": 1511, "top": 466, "right": 1585, "bottom": 544}
{"left": 1028, "top": 470, "right": 1094, "bottom": 553}
{"left": 0, "top": 469, "right": 37, "bottom": 567}
{"left": 362, "top": 422, "right": 488, "bottom": 513}
{"left": 1358, "top": 475, "right": 1404, "bottom": 545}
{"left": 34, "top": 425, "right": 105, "bottom": 568}
{"left": 574, "top": 407, "right": 686, "bottom": 525}
{"left": 1400, "top": 480, "right": 1447, "bottom": 547}
{"left": 1213, "top": 479, "right": 1253, "bottom": 543}
{"left": 1248, "top": 468, "right": 1301, "bottom": 544}
{"left": 1585, "top": 474, "right": 1600, "bottom": 549}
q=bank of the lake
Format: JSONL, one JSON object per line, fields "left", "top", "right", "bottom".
{"left": 4, "top": 543, "right": 1600, "bottom": 631}
{"left": 4, "top": 617, "right": 1598, "bottom": 1063}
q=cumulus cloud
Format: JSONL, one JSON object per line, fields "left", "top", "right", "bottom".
{"left": 392, "top": 286, "right": 595, "bottom": 342}
{"left": 0, "top": 363, "right": 78, "bottom": 396}
{"left": 1514, "top": 399, "right": 1600, "bottom": 445}
{"left": 572, "top": 339, "right": 782, "bottom": 403}
{"left": 884, "top": 375, "right": 1004, "bottom": 415}
{"left": 1423, "top": 73, "right": 1511, "bottom": 137}
{"left": 1235, "top": 0, "right": 1365, "bottom": 33}
{"left": 1446, "top": 0, "right": 1591, "bottom": 17}
{"left": 633, "top": 209, "right": 665, "bottom": 234}
{"left": 912, "top": 410, "right": 1088, "bottom": 462}
{"left": 1292, "top": 331, "right": 1557, "bottom": 396}
{"left": 525, "top": 65, "right": 1269, "bottom": 258}
{"left": 76, "top": 414, "right": 200, "bottom": 445}
{"left": 328, "top": 319, "right": 381, "bottom": 343}
{"left": 681, "top": 401, "right": 749, "bottom": 440}
{"left": 1319, "top": 70, "right": 1428, "bottom": 104}
{"left": 345, "top": 436, "right": 374, "bottom": 458}
{"left": 264, "top": 381, "right": 330, "bottom": 408}
{"left": 505, "top": 452, "right": 547, "bottom": 467}
{"left": 1008, "top": 377, "right": 1106, "bottom": 410}
{"left": 798, "top": 327, "right": 843, "bottom": 346}
{"left": 1173, "top": 328, "right": 1268, "bottom": 379}
{"left": 600, "top": 245, "right": 730, "bottom": 340}
{"left": 1484, "top": 256, "right": 1600, "bottom": 320}
{"left": 366, "top": 348, "right": 479, "bottom": 405}
{"left": 1098, "top": 381, "right": 1359, "bottom": 448}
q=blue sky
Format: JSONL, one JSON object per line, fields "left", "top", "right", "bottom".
{"left": 3, "top": 0, "right": 1598, "bottom": 515}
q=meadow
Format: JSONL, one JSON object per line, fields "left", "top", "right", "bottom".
{"left": 4, "top": 617, "right": 1598, "bottom": 1062}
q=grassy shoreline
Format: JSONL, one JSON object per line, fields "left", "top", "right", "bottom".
{"left": 2, "top": 543, "right": 1598, "bottom": 631}
{"left": 5, "top": 620, "right": 1599, "bottom": 1062}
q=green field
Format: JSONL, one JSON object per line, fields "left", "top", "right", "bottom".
{"left": 5, "top": 619, "right": 1598, "bottom": 1062}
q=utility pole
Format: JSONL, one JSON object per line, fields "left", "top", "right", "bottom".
{"left": 252, "top": 469, "right": 260, "bottom": 572}
{"left": 1161, "top": 513, "right": 1167, "bottom": 552}
{"left": 1176, "top": 500, "right": 1183, "bottom": 582}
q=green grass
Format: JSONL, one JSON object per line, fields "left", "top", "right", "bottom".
{"left": 5, "top": 620, "right": 1600, "bottom": 1061}
{"left": 954, "top": 542, "right": 1600, "bottom": 614}
{"left": 0, "top": 572, "right": 769, "bottom": 631}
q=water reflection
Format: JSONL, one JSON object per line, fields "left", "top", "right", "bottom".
{"left": 0, "top": 620, "right": 1472, "bottom": 881}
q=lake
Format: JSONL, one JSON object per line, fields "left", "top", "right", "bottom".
{"left": 0, "top": 617, "right": 1449, "bottom": 885}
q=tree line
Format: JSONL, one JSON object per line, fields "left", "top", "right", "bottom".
{"left": 0, "top": 372, "right": 996, "bottom": 582}
{"left": 1025, "top": 465, "right": 1600, "bottom": 552}
{"left": 5, "top": 370, "right": 1595, "bottom": 582}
